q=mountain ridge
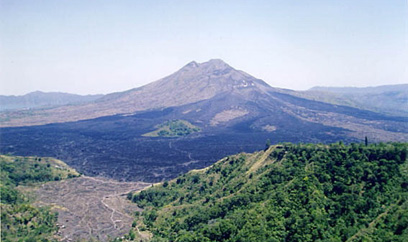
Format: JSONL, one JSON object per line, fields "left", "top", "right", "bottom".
{"left": 309, "top": 84, "right": 408, "bottom": 93}
{"left": 127, "top": 142, "right": 408, "bottom": 241}
{"left": 293, "top": 84, "right": 408, "bottom": 117}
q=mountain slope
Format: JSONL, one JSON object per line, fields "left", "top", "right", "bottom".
{"left": 98, "top": 59, "right": 271, "bottom": 108}
{"left": 128, "top": 142, "right": 408, "bottom": 242}
{"left": 0, "top": 59, "right": 271, "bottom": 127}
{"left": 0, "top": 91, "right": 103, "bottom": 112}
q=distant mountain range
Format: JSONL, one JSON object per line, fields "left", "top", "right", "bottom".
{"left": 291, "top": 84, "right": 408, "bottom": 117}
{"left": 0, "top": 91, "right": 103, "bottom": 112}
{"left": 0, "top": 59, "right": 407, "bottom": 181}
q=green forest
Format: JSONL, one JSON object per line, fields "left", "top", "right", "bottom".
{"left": 128, "top": 142, "right": 408, "bottom": 242}
{"left": 0, "top": 155, "right": 79, "bottom": 242}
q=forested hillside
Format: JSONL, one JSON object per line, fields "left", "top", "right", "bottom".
{"left": 128, "top": 143, "right": 408, "bottom": 242}
{"left": 0, "top": 155, "right": 80, "bottom": 241}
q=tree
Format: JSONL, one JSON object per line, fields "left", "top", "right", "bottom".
{"left": 265, "top": 139, "right": 271, "bottom": 151}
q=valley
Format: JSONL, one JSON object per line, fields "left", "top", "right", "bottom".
{"left": 0, "top": 104, "right": 365, "bottom": 182}
{"left": 1, "top": 60, "right": 407, "bottom": 241}
{"left": 2, "top": 0, "right": 407, "bottom": 241}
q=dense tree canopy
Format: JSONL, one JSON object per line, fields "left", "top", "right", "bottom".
{"left": 129, "top": 142, "right": 408, "bottom": 242}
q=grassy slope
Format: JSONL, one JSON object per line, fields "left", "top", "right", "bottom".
{"left": 127, "top": 143, "right": 408, "bottom": 242}
{"left": 0, "top": 155, "right": 80, "bottom": 241}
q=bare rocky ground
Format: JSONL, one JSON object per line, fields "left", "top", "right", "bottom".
{"left": 33, "top": 176, "right": 151, "bottom": 242}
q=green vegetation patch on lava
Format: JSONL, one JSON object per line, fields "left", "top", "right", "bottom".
{"left": 142, "top": 120, "right": 201, "bottom": 137}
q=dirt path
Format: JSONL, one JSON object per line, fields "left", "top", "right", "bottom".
{"left": 346, "top": 199, "right": 402, "bottom": 242}
{"left": 34, "top": 176, "right": 150, "bottom": 242}
{"left": 169, "top": 141, "right": 198, "bottom": 167}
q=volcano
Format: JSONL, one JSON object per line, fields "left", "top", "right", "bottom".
{"left": 1, "top": 59, "right": 407, "bottom": 181}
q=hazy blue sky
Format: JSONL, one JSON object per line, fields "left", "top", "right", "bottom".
{"left": 1, "top": 0, "right": 407, "bottom": 95}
